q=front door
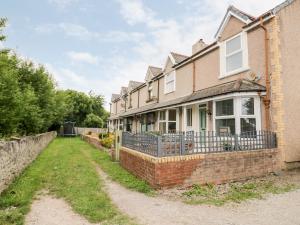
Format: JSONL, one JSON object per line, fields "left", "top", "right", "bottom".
{"left": 199, "top": 105, "right": 207, "bottom": 133}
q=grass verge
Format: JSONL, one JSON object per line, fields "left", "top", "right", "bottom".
{"left": 87, "top": 144, "right": 153, "bottom": 195}
{"left": 183, "top": 181, "right": 296, "bottom": 206}
{"left": 0, "top": 137, "right": 136, "bottom": 225}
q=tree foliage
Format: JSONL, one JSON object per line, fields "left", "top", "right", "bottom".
{"left": 0, "top": 19, "right": 108, "bottom": 138}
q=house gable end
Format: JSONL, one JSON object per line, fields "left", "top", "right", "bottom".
{"left": 145, "top": 68, "right": 154, "bottom": 82}
{"left": 163, "top": 55, "right": 175, "bottom": 73}
{"left": 215, "top": 6, "right": 254, "bottom": 40}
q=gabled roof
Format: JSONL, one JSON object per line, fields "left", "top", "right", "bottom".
{"left": 128, "top": 80, "right": 143, "bottom": 92}
{"left": 111, "top": 94, "right": 120, "bottom": 102}
{"left": 170, "top": 52, "right": 189, "bottom": 64}
{"left": 120, "top": 87, "right": 128, "bottom": 96}
{"left": 149, "top": 66, "right": 162, "bottom": 77}
{"left": 214, "top": 5, "right": 255, "bottom": 39}
{"left": 145, "top": 66, "right": 162, "bottom": 82}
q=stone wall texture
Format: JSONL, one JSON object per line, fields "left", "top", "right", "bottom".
{"left": 0, "top": 132, "right": 56, "bottom": 193}
{"left": 120, "top": 147, "right": 280, "bottom": 188}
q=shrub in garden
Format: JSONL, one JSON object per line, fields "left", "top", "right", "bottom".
{"left": 100, "top": 136, "right": 114, "bottom": 148}
{"left": 99, "top": 132, "right": 109, "bottom": 139}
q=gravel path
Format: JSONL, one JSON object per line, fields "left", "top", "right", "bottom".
{"left": 25, "top": 165, "right": 300, "bottom": 225}
{"left": 98, "top": 168, "right": 300, "bottom": 225}
{"left": 25, "top": 195, "right": 100, "bottom": 225}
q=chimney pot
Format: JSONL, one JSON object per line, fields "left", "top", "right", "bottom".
{"left": 192, "top": 39, "right": 207, "bottom": 54}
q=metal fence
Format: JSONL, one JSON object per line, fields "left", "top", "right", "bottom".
{"left": 122, "top": 130, "right": 277, "bottom": 157}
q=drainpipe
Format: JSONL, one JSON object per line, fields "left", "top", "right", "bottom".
{"left": 157, "top": 78, "right": 160, "bottom": 103}
{"left": 137, "top": 89, "right": 140, "bottom": 108}
{"left": 259, "top": 17, "right": 271, "bottom": 131}
{"left": 192, "top": 61, "right": 196, "bottom": 93}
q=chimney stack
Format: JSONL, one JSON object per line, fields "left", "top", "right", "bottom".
{"left": 192, "top": 39, "right": 207, "bottom": 54}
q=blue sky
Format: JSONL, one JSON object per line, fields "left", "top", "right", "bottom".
{"left": 0, "top": 0, "right": 283, "bottom": 110}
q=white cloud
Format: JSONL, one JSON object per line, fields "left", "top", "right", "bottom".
{"left": 35, "top": 23, "right": 145, "bottom": 42}
{"left": 67, "top": 51, "right": 99, "bottom": 65}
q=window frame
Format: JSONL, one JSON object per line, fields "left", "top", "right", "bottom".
{"left": 219, "top": 32, "right": 249, "bottom": 78}
{"left": 186, "top": 107, "right": 193, "bottom": 127}
{"left": 213, "top": 96, "right": 261, "bottom": 134}
{"left": 158, "top": 109, "right": 179, "bottom": 133}
{"left": 164, "top": 71, "right": 176, "bottom": 94}
{"left": 148, "top": 83, "right": 153, "bottom": 100}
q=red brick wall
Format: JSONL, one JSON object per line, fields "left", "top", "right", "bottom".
{"left": 120, "top": 148, "right": 280, "bottom": 188}
{"left": 120, "top": 150, "right": 156, "bottom": 186}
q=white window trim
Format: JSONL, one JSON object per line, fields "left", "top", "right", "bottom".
{"left": 158, "top": 109, "right": 179, "bottom": 133}
{"left": 186, "top": 107, "right": 193, "bottom": 128}
{"left": 213, "top": 96, "right": 261, "bottom": 134}
{"left": 164, "top": 71, "right": 176, "bottom": 94}
{"left": 219, "top": 32, "right": 249, "bottom": 79}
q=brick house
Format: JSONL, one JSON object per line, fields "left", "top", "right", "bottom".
{"left": 109, "top": 0, "right": 300, "bottom": 173}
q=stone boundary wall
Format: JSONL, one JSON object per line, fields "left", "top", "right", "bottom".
{"left": 0, "top": 132, "right": 56, "bottom": 193}
{"left": 120, "top": 147, "right": 280, "bottom": 188}
{"left": 75, "top": 127, "right": 107, "bottom": 135}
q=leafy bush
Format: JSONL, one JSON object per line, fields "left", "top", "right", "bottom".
{"left": 100, "top": 137, "right": 114, "bottom": 148}
{"left": 100, "top": 134, "right": 115, "bottom": 148}
{"left": 99, "top": 132, "right": 109, "bottom": 139}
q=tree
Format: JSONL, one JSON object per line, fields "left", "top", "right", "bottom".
{"left": 0, "top": 18, "right": 7, "bottom": 42}
{"left": 0, "top": 52, "right": 22, "bottom": 136}
{"left": 84, "top": 113, "right": 103, "bottom": 128}
{"left": 0, "top": 17, "right": 109, "bottom": 137}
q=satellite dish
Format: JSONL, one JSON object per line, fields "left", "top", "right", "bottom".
{"left": 247, "top": 71, "right": 260, "bottom": 81}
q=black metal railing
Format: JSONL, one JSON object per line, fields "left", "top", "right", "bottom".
{"left": 122, "top": 130, "right": 277, "bottom": 157}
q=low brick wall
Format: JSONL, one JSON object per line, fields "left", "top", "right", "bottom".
{"left": 120, "top": 147, "right": 280, "bottom": 188}
{"left": 81, "top": 134, "right": 114, "bottom": 157}
{"left": 0, "top": 132, "right": 57, "bottom": 193}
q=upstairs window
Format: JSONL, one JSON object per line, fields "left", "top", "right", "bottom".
{"left": 148, "top": 83, "right": 153, "bottom": 100}
{"left": 220, "top": 32, "right": 248, "bottom": 78}
{"left": 164, "top": 71, "right": 175, "bottom": 94}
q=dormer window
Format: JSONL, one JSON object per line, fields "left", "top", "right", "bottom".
{"left": 128, "top": 94, "right": 132, "bottom": 108}
{"left": 148, "top": 83, "right": 153, "bottom": 100}
{"left": 164, "top": 71, "right": 176, "bottom": 94}
{"left": 220, "top": 32, "right": 249, "bottom": 78}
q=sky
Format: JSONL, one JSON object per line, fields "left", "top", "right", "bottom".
{"left": 0, "top": 0, "right": 284, "bottom": 110}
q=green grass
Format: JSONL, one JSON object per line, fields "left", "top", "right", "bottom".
{"left": 88, "top": 145, "right": 153, "bottom": 195}
{"left": 0, "top": 137, "right": 137, "bottom": 225}
{"left": 183, "top": 181, "right": 296, "bottom": 206}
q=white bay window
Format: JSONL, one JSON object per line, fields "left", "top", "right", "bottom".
{"left": 214, "top": 96, "right": 261, "bottom": 135}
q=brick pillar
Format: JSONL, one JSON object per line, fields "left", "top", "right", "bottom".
{"left": 269, "top": 16, "right": 285, "bottom": 169}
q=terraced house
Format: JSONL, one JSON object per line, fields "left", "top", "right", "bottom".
{"left": 109, "top": 0, "right": 300, "bottom": 176}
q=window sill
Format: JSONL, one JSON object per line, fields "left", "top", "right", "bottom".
{"left": 219, "top": 67, "right": 249, "bottom": 80}
{"left": 164, "top": 90, "right": 175, "bottom": 95}
{"left": 146, "top": 99, "right": 154, "bottom": 103}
